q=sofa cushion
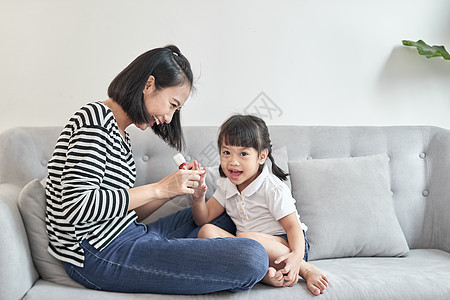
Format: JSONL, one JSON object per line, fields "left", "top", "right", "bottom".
{"left": 18, "top": 179, "right": 83, "bottom": 288}
{"left": 289, "top": 153, "right": 409, "bottom": 260}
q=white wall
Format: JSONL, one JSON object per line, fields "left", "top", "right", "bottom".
{"left": 1, "top": 0, "right": 449, "bottom": 133}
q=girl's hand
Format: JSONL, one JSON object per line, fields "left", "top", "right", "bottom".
{"left": 275, "top": 251, "right": 302, "bottom": 287}
{"left": 156, "top": 167, "right": 205, "bottom": 200}
{"left": 191, "top": 160, "right": 207, "bottom": 201}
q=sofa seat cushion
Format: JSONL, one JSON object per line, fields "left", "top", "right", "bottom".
{"left": 23, "top": 249, "right": 450, "bottom": 299}
{"left": 289, "top": 153, "right": 409, "bottom": 260}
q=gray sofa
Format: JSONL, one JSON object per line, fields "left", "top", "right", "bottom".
{"left": 1, "top": 125, "right": 450, "bottom": 300}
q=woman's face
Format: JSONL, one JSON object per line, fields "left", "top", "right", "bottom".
{"left": 137, "top": 76, "right": 191, "bottom": 130}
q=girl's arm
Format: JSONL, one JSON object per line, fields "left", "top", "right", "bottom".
{"left": 276, "top": 212, "right": 305, "bottom": 287}
{"left": 190, "top": 161, "right": 225, "bottom": 226}
{"left": 192, "top": 196, "right": 225, "bottom": 226}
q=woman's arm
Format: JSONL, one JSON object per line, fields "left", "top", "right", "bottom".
{"left": 62, "top": 125, "right": 205, "bottom": 223}
{"left": 130, "top": 168, "right": 206, "bottom": 221}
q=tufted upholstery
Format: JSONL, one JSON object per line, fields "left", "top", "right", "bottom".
{"left": 1, "top": 125, "right": 450, "bottom": 299}
{"left": 2, "top": 125, "right": 448, "bottom": 251}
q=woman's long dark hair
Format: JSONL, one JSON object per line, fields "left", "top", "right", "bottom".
{"left": 217, "top": 114, "right": 289, "bottom": 181}
{"left": 108, "top": 45, "right": 193, "bottom": 151}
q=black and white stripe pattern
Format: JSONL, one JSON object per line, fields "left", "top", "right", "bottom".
{"left": 45, "top": 102, "right": 137, "bottom": 267}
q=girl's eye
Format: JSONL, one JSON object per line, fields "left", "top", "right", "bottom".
{"left": 240, "top": 152, "right": 248, "bottom": 157}
{"left": 223, "top": 150, "right": 230, "bottom": 155}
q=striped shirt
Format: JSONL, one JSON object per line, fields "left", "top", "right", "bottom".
{"left": 45, "top": 102, "right": 137, "bottom": 267}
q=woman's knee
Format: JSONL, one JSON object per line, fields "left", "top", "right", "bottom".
{"left": 243, "top": 237, "right": 268, "bottom": 260}
{"left": 229, "top": 238, "right": 269, "bottom": 291}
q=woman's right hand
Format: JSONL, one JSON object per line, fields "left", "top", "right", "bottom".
{"left": 156, "top": 167, "right": 205, "bottom": 200}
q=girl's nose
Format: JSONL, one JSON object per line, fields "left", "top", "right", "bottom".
{"left": 229, "top": 155, "right": 240, "bottom": 165}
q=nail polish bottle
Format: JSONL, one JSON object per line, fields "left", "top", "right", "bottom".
{"left": 173, "top": 153, "right": 187, "bottom": 169}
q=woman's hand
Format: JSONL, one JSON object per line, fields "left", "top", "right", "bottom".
{"left": 156, "top": 166, "right": 205, "bottom": 200}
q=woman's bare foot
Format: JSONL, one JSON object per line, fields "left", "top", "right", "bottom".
{"left": 299, "top": 261, "right": 329, "bottom": 295}
{"left": 261, "top": 267, "right": 284, "bottom": 287}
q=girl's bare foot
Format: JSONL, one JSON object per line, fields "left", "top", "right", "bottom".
{"left": 299, "top": 261, "right": 329, "bottom": 295}
{"left": 261, "top": 267, "right": 284, "bottom": 287}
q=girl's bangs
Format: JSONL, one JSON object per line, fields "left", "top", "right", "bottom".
{"left": 221, "top": 121, "right": 259, "bottom": 150}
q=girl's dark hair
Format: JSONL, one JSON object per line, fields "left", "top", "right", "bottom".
{"left": 108, "top": 45, "right": 193, "bottom": 151}
{"left": 217, "top": 114, "right": 289, "bottom": 181}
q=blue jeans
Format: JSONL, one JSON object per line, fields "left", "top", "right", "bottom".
{"left": 65, "top": 208, "right": 269, "bottom": 294}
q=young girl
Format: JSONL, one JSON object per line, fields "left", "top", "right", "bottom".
{"left": 191, "top": 114, "right": 329, "bottom": 295}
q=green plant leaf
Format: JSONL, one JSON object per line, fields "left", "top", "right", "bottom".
{"left": 402, "top": 40, "right": 450, "bottom": 60}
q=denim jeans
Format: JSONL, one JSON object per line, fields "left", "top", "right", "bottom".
{"left": 65, "top": 208, "right": 269, "bottom": 294}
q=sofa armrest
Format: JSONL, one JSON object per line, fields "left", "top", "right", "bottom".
{"left": 0, "top": 183, "right": 38, "bottom": 300}
{"left": 428, "top": 130, "right": 450, "bottom": 253}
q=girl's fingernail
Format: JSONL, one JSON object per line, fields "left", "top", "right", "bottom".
{"left": 202, "top": 185, "right": 207, "bottom": 189}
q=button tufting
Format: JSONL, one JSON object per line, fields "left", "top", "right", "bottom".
{"left": 185, "top": 155, "right": 191, "bottom": 161}
{"left": 142, "top": 155, "right": 150, "bottom": 162}
{"left": 422, "top": 190, "right": 429, "bottom": 197}
{"left": 419, "top": 153, "right": 426, "bottom": 159}
{"left": 307, "top": 156, "right": 313, "bottom": 160}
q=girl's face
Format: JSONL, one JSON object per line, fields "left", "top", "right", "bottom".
{"left": 137, "top": 76, "right": 190, "bottom": 130}
{"left": 220, "top": 143, "right": 268, "bottom": 193}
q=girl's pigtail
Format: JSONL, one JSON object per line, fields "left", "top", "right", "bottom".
{"left": 267, "top": 151, "right": 289, "bottom": 181}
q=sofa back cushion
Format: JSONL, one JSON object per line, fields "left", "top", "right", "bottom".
{"left": 0, "top": 127, "right": 61, "bottom": 187}
{"left": 289, "top": 154, "right": 409, "bottom": 260}
{"left": 18, "top": 179, "right": 84, "bottom": 288}
{"left": 3, "top": 125, "right": 450, "bottom": 252}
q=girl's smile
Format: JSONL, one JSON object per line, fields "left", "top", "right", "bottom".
{"left": 228, "top": 168, "right": 243, "bottom": 180}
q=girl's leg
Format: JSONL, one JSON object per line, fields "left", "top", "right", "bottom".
{"left": 237, "top": 232, "right": 328, "bottom": 294}
{"left": 197, "top": 223, "right": 235, "bottom": 238}
{"left": 65, "top": 221, "right": 268, "bottom": 294}
{"left": 238, "top": 232, "right": 290, "bottom": 287}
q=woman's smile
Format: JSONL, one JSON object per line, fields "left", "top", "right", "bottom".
{"left": 150, "top": 115, "right": 161, "bottom": 126}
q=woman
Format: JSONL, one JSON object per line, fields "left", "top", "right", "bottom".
{"left": 45, "top": 45, "right": 268, "bottom": 294}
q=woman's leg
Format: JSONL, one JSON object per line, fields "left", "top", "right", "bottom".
{"left": 197, "top": 225, "right": 285, "bottom": 287}
{"left": 147, "top": 207, "right": 236, "bottom": 238}
{"left": 65, "top": 210, "right": 266, "bottom": 294}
